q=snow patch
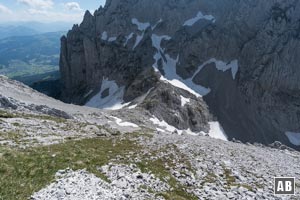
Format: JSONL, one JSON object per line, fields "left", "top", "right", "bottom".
{"left": 150, "top": 116, "right": 200, "bottom": 136}
{"left": 228, "top": 60, "right": 239, "bottom": 79}
{"left": 124, "top": 32, "right": 134, "bottom": 46}
{"left": 108, "top": 37, "right": 117, "bottom": 42}
{"left": 155, "top": 54, "right": 239, "bottom": 97}
{"left": 156, "top": 127, "right": 166, "bottom": 133}
{"left": 160, "top": 75, "right": 209, "bottom": 98}
{"left": 180, "top": 95, "right": 190, "bottom": 106}
{"left": 85, "top": 78, "right": 127, "bottom": 110}
{"left": 151, "top": 34, "right": 210, "bottom": 97}
{"left": 101, "top": 31, "right": 108, "bottom": 40}
{"left": 83, "top": 90, "right": 93, "bottom": 98}
{"left": 151, "top": 34, "right": 171, "bottom": 50}
{"left": 192, "top": 58, "right": 239, "bottom": 80}
{"left": 152, "top": 18, "right": 163, "bottom": 30}
{"left": 285, "top": 132, "right": 300, "bottom": 146}
{"left": 131, "top": 18, "right": 150, "bottom": 31}
{"left": 184, "top": 129, "right": 200, "bottom": 136}
{"left": 150, "top": 21, "right": 240, "bottom": 99}
{"left": 151, "top": 32, "right": 239, "bottom": 98}
{"left": 208, "top": 122, "right": 228, "bottom": 141}
{"left": 101, "top": 31, "right": 117, "bottom": 42}
{"left": 128, "top": 104, "right": 138, "bottom": 109}
{"left": 150, "top": 117, "right": 178, "bottom": 133}
{"left": 126, "top": 87, "right": 154, "bottom": 109}
{"left": 133, "top": 33, "right": 144, "bottom": 49}
{"left": 161, "top": 53, "right": 211, "bottom": 97}
{"left": 183, "top": 11, "right": 215, "bottom": 26}
{"left": 131, "top": 17, "right": 152, "bottom": 49}
{"left": 111, "top": 117, "right": 139, "bottom": 128}
{"left": 150, "top": 116, "right": 227, "bottom": 140}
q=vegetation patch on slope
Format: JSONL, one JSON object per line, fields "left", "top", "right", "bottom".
{"left": 0, "top": 133, "right": 198, "bottom": 200}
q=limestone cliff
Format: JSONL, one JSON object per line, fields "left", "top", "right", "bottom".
{"left": 60, "top": 0, "right": 300, "bottom": 149}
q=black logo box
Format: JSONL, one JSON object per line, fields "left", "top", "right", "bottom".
{"left": 274, "top": 177, "right": 295, "bottom": 195}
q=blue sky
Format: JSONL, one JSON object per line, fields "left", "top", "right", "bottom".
{"left": 0, "top": 0, "right": 106, "bottom": 23}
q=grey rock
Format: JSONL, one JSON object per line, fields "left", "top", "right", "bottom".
{"left": 0, "top": 95, "right": 18, "bottom": 109}
{"left": 59, "top": 0, "right": 300, "bottom": 149}
{"left": 268, "top": 141, "right": 295, "bottom": 151}
{"left": 141, "top": 80, "right": 212, "bottom": 132}
{"left": 32, "top": 105, "right": 73, "bottom": 119}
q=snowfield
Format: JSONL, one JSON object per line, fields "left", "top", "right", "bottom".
{"left": 150, "top": 116, "right": 179, "bottom": 133}
{"left": 131, "top": 18, "right": 150, "bottom": 31}
{"left": 183, "top": 11, "right": 216, "bottom": 26}
{"left": 208, "top": 121, "right": 228, "bottom": 141}
{"left": 131, "top": 18, "right": 152, "bottom": 49}
{"left": 85, "top": 78, "right": 128, "bottom": 110}
{"left": 101, "top": 31, "right": 108, "bottom": 40}
{"left": 133, "top": 33, "right": 144, "bottom": 49}
{"left": 150, "top": 116, "right": 228, "bottom": 141}
{"left": 192, "top": 58, "right": 239, "bottom": 80}
{"left": 180, "top": 95, "right": 190, "bottom": 107}
{"left": 151, "top": 33, "right": 239, "bottom": 98}
{"left": 285, "top": 131, "right": 300, "bottom": 146}
{"left": 111, "top": 116, "right": 139, "bottom": 128}
{"left": 101, "top": 31, "right": 117, "bottom": 42}
{"left": 149, "top": 116, "right": 198, "bottom": 137}
{"left": 124, "top": 32, "right": 134, "bottom": 46}
{"left": 151, "top": 34, "right": 211, "bottom": 97}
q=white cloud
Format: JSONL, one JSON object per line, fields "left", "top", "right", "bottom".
{"left": 18, "top": 0, "right": 54, "bottom": 10}
{"left": 64, "top": 2, "right": 82, "bottom": 12}
{"left": 24, "top": 8, "right": 84, "bottom": 23}
{"left": 28, "top": 8, "right": 48, "bottom": 15}
{"left": 0, "top": 4, "right": 12, "bottom": 14}
{"left": 0, "top": 8, "right": 84, "bottom": 23}
{"left": 6, "top": 0, "right": 84, "bottom": 23}
{"left": 0, "top": 0, "right": 103, "bottom": 23}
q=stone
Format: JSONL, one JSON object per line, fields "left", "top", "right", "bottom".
{"left": 59, "top": 0, "right": 300, "bottom": 149}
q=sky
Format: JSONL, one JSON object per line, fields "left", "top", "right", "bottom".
{"left": 0, "top": 0, "right": 106, "bottom": 23}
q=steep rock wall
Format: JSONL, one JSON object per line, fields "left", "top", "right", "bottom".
{"left": 60, "top": 0, "right": 300, "bottom": 148}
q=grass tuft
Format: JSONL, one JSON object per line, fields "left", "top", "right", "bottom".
{"left": 0, "top": 136, "right": 138, "bottom": 200}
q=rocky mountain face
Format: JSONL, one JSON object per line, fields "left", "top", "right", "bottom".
{"left": 1, "top": 75, "right": 300, "bottom": 199}
{"left": 60, "top": 0, "right": 300, "bottom": 149}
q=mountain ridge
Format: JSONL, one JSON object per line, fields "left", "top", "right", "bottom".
{"left": 59, "top": 0, "right": 300, "bottom": 149}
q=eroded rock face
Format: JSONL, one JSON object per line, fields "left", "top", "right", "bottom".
{"left": 60, "top": 0, "right": 300, "bottom": 149}
{"left": 140, "top": 81, "right": 213, "bottom": 133}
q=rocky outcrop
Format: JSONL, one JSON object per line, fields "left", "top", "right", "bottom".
{"left": 60, "top": 0, "right": 300, "bottom": 149}
{"left": 140, "top": 81, "right": 213, "bottom": 132}
{"left": 0, "top": 94, "right": 72, "bottom": 119}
